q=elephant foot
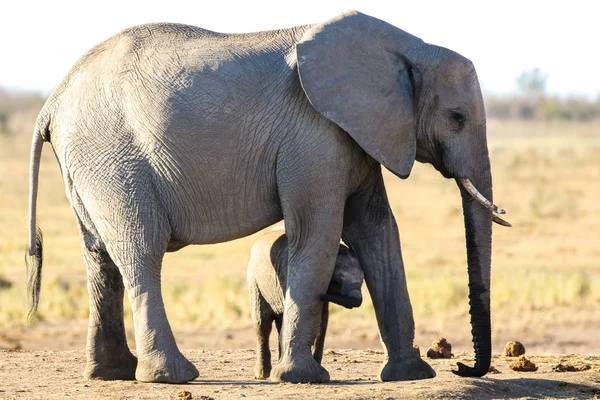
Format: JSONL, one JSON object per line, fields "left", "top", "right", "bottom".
{"left": 84, "top": 350, "right": 137, "bottom": 381}
{"left": 135, "top": 350, "right": 199, "bottom": 383}
{"left": 380, "top": 355, "right": 436, "bottom": 381}
{"left": 270, "top": 355, "right": 330, "bottom": 383}
{"left": 254, "top": 362, "right": 271, "bottom": 379}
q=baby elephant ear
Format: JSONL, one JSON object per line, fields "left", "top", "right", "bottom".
{"left": 296, "top": 10, "right": 422, "bottom": 178}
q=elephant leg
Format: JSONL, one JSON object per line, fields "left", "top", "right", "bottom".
{"left": 269, "top": 210, "right": 344, "bottom": 383}
{"left": 342, "top": 169, "right": 435, "bottom": 381}
{"left": 249, "top": 283, "right": 273, "bottom": 379}
{"left": 120, "top": 258, "right": 198, "bottom": 382}
{"left": 254, "top": 316, "right": 273, "bottom": 379}
{"left": 312, "top": 304, "right": 329, "bottom": 364}
{"left": 274, "top": 315, "right": 283, "bottom": 361}
{"left": 268, "top": 135, "right": 350, "bottom": 383}
{"left": 105, "top": 211, "right": 198, "bottom": 383}
{"left": 81, "top": 239, "right": 137, "bottom": 380}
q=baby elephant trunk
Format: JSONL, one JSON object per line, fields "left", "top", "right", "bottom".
{"left": 321, "top": 282, "right": 363, "bottom": 309}
{"left": 344, "top": 287, "right": 363, "bottom": 301}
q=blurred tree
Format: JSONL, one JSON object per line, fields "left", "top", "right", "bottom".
{"left": 515, "top": 68, "right": 548, "bottom": 119}
{"left": 516, "top": 67, "right": 548, "bottom": 98}
{"left": 486, "top": 71, "right": 600, "bottom": 121}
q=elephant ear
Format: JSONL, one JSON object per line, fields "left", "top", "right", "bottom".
{"left": 296, "top": 10, "right": 423, "bottom": 178}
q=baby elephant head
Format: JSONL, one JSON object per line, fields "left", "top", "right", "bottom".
{"left": 321, "top": 245, "right": 364, "bottom": 309}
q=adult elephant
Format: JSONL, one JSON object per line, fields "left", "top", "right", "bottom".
{"left": 26, "top": 10, "right": 509, "bottom": 383}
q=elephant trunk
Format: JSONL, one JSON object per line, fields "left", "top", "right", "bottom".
{"left": 453, "top": 141, "right": 494, "bottom": 378}
{"left": 321, "top": 283, "right": 363, "bottom": 309}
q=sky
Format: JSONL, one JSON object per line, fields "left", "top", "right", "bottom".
{"left": 2, "top": 0, "right": 599, "bottom": 98}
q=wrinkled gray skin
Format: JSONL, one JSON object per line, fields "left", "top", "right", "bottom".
{"left": 27, "top": 10, "right": 501, "bottom": 383}
{"left": 247, "top": 228, "right": 364, "bottom": 379}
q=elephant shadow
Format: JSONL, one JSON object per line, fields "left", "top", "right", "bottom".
{"left": 189, "top": 379, "right": 378, "bottom": 386}
{"left": 465, "top": 377, "right": 600, "bottom": 400}
{"left": 189, "top": 376, "right": 599, "bottom": 398}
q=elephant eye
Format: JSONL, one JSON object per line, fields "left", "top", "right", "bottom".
{"left": 449, "top": 108, "right": 466, "bottom": 131}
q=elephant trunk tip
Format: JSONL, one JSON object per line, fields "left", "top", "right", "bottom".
{"left": 452, "top": 361, "right": 490, "bottom": 378}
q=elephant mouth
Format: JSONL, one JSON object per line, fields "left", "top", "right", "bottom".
{"left": 458, "top": 178, "right": 511, "bottom": 227}
{"left": 320, "top": 292, "right": 363, "bottom": 309}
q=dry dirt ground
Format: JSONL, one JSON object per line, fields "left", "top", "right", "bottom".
{"left": 1, "top": 349, "right": 599, "bottom": 400}
{"left": 2, "top": 318, "right": 599, "bottom": 399}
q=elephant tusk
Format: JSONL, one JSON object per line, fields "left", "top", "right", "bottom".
{"left": 459, "top": 178, "right": 506, "bottom": 215}
{"left": 492, "top": 215, "right": 512, "bottom": 227}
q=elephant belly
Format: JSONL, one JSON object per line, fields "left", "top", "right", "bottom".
{"left": 158, "top": 155, "right": 283, "bottom": 247}
{"left": 170, "top": 208, "right": 283, "bottom": 247}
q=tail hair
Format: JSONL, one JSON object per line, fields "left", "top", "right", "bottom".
{"left": 25, "top": 225, "right": 43, "bottom": 324}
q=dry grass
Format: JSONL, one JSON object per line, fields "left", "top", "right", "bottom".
{"left": 1, "top": 119, "right": 599, "bottom": 351}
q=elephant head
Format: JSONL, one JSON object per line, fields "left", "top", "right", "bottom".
{"left": 296, "top": 10, "right": 510, "bottom": 377}
{"left": 321, "top": 245, "right": 364, "bottom": 309}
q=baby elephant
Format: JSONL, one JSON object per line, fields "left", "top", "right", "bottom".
{"left": 247, "top": 228, "right": 364, "bottom": 379}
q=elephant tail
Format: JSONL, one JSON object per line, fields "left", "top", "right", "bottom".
{"left": 25, "top": 115, "right": 49, "bottom": 324}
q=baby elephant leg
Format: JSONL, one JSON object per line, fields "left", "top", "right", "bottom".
{"left": 312, "top": 304, "right": 329, "bottom": 364}
{"left": 249, "top": 283, "right": 274, "bottom": 379}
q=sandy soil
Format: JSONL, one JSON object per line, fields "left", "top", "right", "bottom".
{"left": 1, "top": 315, "right": 599, "bottom": 399}
{"left": 1, "top": 349, "right": 599, "bottom": 400}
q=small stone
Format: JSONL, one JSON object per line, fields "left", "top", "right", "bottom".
{"left": 509, "top": 356, "right": 538, "bottom": 372}
{"left": 504, "top": 341, "right": 526, "bottom": 357}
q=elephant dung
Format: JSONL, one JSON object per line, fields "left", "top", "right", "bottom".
{"left": 426, "top": 337, "right": 453, "bottom": 359}
{"left": 488, "top": 365, "right": 501, "bottom": 374}
{"left": 552, "top": 363, "right": 591, "bottom": 372}
{"left": 176, "top": 391, "right": 193, "bottom": 400}
{"left": 509, "top": 356, "right": 538, "bottom": 372}
{"left": 504, "top": 341, "right": 526, "bottom": 357}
